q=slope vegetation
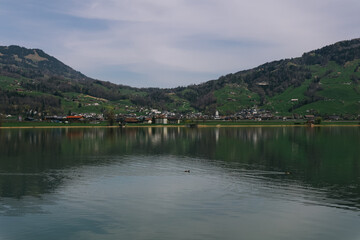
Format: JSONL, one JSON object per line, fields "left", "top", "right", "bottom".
{"left": 0, "top": 39, "right": 360, "bottom": 117}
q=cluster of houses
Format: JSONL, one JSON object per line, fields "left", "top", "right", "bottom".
{"left": 40, "top": 111, "right": 327, "bottom": 125}
{"left": 118, "top": 109, "right": 182, "bottom": 125}
{"left": 226, "top": 109, "right": 274, "bottom": 121}
{"left": 3, "top": 107, "right": 359, "bottom": 125}
{"left": 39, "top": 109, "right": 183, "bottom": 125}
{"left": 42, "top": 113, "right": 104, "bottom": 124}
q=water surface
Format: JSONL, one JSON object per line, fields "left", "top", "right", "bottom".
{"left": 0, "top": 127, "right": 359, "bottom": 240}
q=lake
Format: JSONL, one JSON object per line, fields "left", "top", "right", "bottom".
{"left": 0, "top": 126, "right": 359, "bottom": 240}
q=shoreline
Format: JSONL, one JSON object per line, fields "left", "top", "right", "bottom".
{"left": 1, "top": 123, "right": 359, "bottom": 129}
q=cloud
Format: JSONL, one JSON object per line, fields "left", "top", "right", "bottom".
{"left": 1, "top": 0, "right": 360, "bottom": 87}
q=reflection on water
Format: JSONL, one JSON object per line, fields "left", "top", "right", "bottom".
{"left": 0, "top": 127, "right": 360, "bottom": 239}
{"left": 1, "top": 127, "right": 359, "bottom": 193}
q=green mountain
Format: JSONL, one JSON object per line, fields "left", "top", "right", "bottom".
{"left": 0, "top": 45, "right": 144, "bottom": 115}
{"left": 170, "top": 38, "right": 360, "bottom": 117}
{"left": 0, "top": 39, "right": 360, "bottom": 118}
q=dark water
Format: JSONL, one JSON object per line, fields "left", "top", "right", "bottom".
{"left": 0, "top": 127, "right": 359, "bottom": 240}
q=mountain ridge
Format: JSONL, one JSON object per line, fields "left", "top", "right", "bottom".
{"left": 0, "top": 38, "right": 360, "bottom": 117}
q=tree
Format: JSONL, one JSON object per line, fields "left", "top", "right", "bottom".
{"left": 104, "top": 107, "right": 115, "bottom": 126}
{"left": 315, "top": 117, "right": 322, "bottom": 125}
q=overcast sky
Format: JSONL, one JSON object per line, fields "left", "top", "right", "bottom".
{"left": 1, "top": 0, "right": 359, "bottom": 88}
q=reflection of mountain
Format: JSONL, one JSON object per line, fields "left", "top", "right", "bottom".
{"left": 0, "top": 127, "right": 359, "bottom": 212}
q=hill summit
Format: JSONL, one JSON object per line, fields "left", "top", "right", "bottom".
{"left": 0, "top": 45, "right": 87, "bottom": 80}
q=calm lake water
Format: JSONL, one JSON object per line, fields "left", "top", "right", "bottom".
{"left": 0, "top": 127, "right": 359, "bottom": 240}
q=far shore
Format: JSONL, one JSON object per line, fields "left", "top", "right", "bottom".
{"left": 1, "top": 121, "right": 359, "bottom": 129}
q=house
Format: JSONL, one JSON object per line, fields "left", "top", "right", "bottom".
{"left": 168, "top": 117, "right": 181, "bottom": 124}
{"left": 151, "top": 109, "right": 161, "bottom": 114}
{"left": 144, "top": 118, "right": 152, "bottom": 124}
{"left": 155, "top": 116, "right": 168, "bottom": 124}
{"left": 283, "top": 116, "right": 293, "bottom": 121}
{"left": 304, "top": 115, "right": 315, "bottom": 123}
{"left": 66, "top": 115, "right": 84, "bottom": 122}
{"left": 214, "top": 110, "right": 220, "bottom": 120}
{"left": 304, "top": 115, "right": 315, "bottom": 120}
{"left": 44, "top": 116, "right": 65, "bottom": 123}
{"left": 329, "top": 115, "right": 340, "bottom": 121}
{"left": 124, "top": 117, "right": 140, "bottom": 124}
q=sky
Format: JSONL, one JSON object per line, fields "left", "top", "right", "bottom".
{"left": 0, "top": 0, "right": 360, "bottom": 88}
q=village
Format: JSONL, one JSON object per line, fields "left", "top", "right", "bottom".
{"left": 2, "top": 106, "right": 353, "bottom": 126}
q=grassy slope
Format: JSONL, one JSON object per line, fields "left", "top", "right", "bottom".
{"left": 205, "top": 59, "right": 359, "bottom": 116}
{"left": 213, "top": 84, "right": 260, "bottom": 114}
{"left": 267, "top": 79, "right": 312, "bottom": 115}
{"left": 295, "top": 61, "right": 360, "bottom": 115}
{"left": 264, "top": 60, "right": 360, "bottom": 115}
{"left": 0, "top": 76, "right": 21, "bottom": 90}
{"left": 166, "top": 93, "right": 195, "bottom": 113}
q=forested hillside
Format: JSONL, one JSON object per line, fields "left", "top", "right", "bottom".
{"left": 0, "top": 39, "right": 360, "bottom": 117}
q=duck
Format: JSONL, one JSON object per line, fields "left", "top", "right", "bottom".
{"left": 184, "top": 170, "right": 190, "bottom": 173}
